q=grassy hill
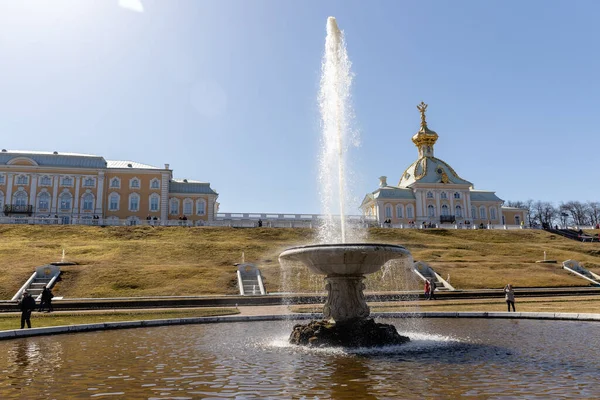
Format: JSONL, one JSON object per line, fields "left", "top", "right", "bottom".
{"left": 0, "top": 225, "right": 599, "bottom": 299}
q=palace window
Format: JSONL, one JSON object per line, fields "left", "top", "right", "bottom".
{"left": 83, "top": 178, "right": 95, "bottom": 187}
{"left": 471, "top": 207, "right": 477, "bottom": 219}
{"left": 396, "top": 205, "right": 403, "bottom": 219}
{"left": 406, "top": 206, "right": 414, "bottom": 219}
{"left": 16, "top": 175, "right": 28, "bottom": 185}
{"left": 441, "top": 204, "right": 449, "bottom": 216}
{"left": 40, "top": 176, "right": 52, "bottom": 186}
{"left": 479, "top": 207, "right": 487, "bottom": 220}
{"left": 150, "top": 179, "right": 160, "bottom": 189}
{"left": 455, "top": 205, "right": 462, "bottom": 218}
{"left": 38, "top": 192, "right": 50, "bottom": 210}
{"left": 440, "top": 192, "right": 447, "bottom": 199}
{"left": 196, "top": 199, "right": 206, "bottom": 215}
{"left": 428, "top": 204, "right": 436, "bottom": 217}
{"left": 59, "top": 193, "right": 72, "bottom": 210}
{"left": 385, "top": 205, "right": 392, "bottom": 219}
{"left": 426, "top": 191, "right": 434, "bottom": 199}
{"left": 61, "top": 176, "right": 73, "bottom": 187}
{"left": 14, "top": 191, "right": 28, "bottom": 206}
{"left": 130, "top": 178, "right": 140, "bottom": 189}
{"left": 0, "top": 175, "right": 5, "bottom": 185}
{"left": 170, "top": 199, "right": 179, "bottom": 215}
{"left": 454, "top": 192, "right": 461, "bottom": 199}
{"left": 109, "top": 193, "right": 120, "bottom": 211}
{"left": 183, "top": 199, "right": 193, "bottom": 215}
{"left": 110, "top": 178, "right": 120, "bottom": 188}
{"left": 490, "top": 207, "right": 497, "bottom": 220}
{"left": 149, "top": 194, "right": 160, "bottom": 212}
{"left": 82, "top": 193, "right": 94, "bottom": 211}
{"left": 129, "top": 193, "right": 140, "bottom": 212}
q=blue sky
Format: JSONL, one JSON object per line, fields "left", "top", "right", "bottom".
{"left": 1, "top": 0, "right": 598, "bottom": 214}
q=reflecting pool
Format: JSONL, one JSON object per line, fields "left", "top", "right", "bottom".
{"left": 0, "top": 318, "right": 599, "bottom": 399}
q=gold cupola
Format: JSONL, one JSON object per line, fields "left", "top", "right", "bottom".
{"left": 411, "top": 101, "right": 438, "bottom": 158}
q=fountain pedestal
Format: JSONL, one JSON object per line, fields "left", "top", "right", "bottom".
{"left": 279, "top": 243, "right": 412, "bottom": 348}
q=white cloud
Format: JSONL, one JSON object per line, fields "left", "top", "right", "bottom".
{"left": 118, "top": 0, "right": 144, "bottom": 13}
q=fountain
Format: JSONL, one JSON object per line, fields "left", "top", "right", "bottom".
{"left": 279, "top": 17, "right": 412, "bottom": 348}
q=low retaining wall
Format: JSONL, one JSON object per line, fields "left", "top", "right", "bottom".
{"left": 1, "top": 311, "right": 599, "bottom": 341}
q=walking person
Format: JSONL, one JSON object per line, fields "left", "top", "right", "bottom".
{"left": 19, "top": 291, "right": 36, "bottom": 329}
{"left": 39, "top": 286, "right": 54, "bottom": 313}
{"left": 424, "top": 279, "right": 430, "bottom": 299}
{"left": 504, "top": 283, "right": 516, "bottom": 312}
{"left": 428, "top": 279, "right": 437, "bottom": 300}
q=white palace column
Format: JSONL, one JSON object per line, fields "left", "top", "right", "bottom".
{"left": 435, "top": 191, "right": 441, "bottom": 221}
{"left": 160, "top": 166, "right": 170, "bottom": 223}
{"left": 30, "top": 174, "right": 38, "bottom": 213}
{"left": 414, "top": 191, "right": 423, "bottom": 221}
{"left": 465, "top": 192, "right": 472, "bottom": 220}
{"left": 73, "top": 176, "right": 81, "bottom": 215}
{"left": 95, "top": 171, "right": 105, "bottom": 216}
{"left": 5, "top": 173, "right": 13, "bottom": 205}
{"left": 51, "top": 175, "right": 59, "bottom": 214}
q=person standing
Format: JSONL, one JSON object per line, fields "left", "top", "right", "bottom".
{"left": 504, "top": 284, "right": 516, "bottom": 312}
{"left": 428, "top": 279, "right": 437, "bottom": 300}
{"left": 19, "top": 291, "right": 36, "bottom": 329}
{"left": 424, "top": 280, "right": 430, "bottom": 299}
{"left": 39, "top": 286, "right": 54, "bottom": 313}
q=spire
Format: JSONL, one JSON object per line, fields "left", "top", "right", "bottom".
{"left": 411, "top": 101, "right": 438, "bottom": 158}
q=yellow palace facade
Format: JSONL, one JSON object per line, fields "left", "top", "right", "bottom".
{"left": 0, "top": 150, "right": 218, "bottom": 225}
{"left": 361, "top": 103, "right": 527, "bottom": 227}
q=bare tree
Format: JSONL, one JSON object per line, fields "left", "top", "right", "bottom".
{"left": 586, "top": 201, "right": 600, "bottom": 227}
{"left": 531, "top": 201, "right": 557, "bottom": 227}
{"left": 561, "top": 201, "right": 590, "bottom": 226}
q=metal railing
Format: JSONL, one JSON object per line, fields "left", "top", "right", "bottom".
{"left": 3, "top": 204, "right": 34, "bottom": 214}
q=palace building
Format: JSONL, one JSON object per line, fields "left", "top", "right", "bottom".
{"left": 0, "top": 150, "right": 218, "bottom": 225}
{"left": 361, "top": 103, "right": 526, "bottom": 227}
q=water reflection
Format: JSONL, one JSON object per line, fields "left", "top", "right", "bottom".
{"left": 0, "top": 319, "right": 598, "bottom": 398}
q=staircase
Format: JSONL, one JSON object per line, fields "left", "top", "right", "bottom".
{"left": 413, "top": 261, "right": 455, "bottom": 291}
{"left": 563, "top": 260, "right": 600, "bottom": 286}
{"left": 236, "top": 263, "right": 266, "bottom": 295}
{"left": 12, "top": 264, "right": 61, "bottom": 301}
{"left": 545, "top": 227, "right": 599, "bottom": 242}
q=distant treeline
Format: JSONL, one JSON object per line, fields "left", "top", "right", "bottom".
{"left": 506, "top": 200, "right": 600, "bottom": 227}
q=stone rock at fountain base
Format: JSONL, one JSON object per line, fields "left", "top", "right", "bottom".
{"left": 289, "top": 318, "right": 410, "bottom": 348}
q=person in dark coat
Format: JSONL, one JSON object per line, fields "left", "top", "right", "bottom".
{"left": 39, "top": 286, "right": 54, "bottom": 313}
{"left": 19, "top": 291, "right": 36, "bottom": 329}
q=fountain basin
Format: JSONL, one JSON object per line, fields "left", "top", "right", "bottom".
{"left": 278, "top": 243, "right": 410, "bottom": 276}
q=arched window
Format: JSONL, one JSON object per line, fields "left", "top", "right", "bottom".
{"left": 38, "top": 192, "right": 50, "bottom": 210}
{"left": 406, "top": 205, "right": 414, "bottom": 219}
{"left": 426, "top": 191, "right": 434, "bottom": 199}
{"left": 110, "top": 178, "right": 120, "bottom": 188}
{"left": 196, "top": 199, "right": 206, "bottom": 216}
{"left": 183, "top": 198, "right": 193, "bottom": 215}
{"left": 59, "top": 192, "right": 72, "bottom": 210}
{"left": 455, "top": 205, "right": 462, "bottom": 217}
{"left": 130, "top": 178, "right": 140, "bottom": 189}
{"left": 428, "top": 204, "right": 435, "bottom": 217}
{"left": 82, "top": 193, "right": 94, "bottom": 211}
{"left": 149, "top": 194, "right": 160, "bottom": 212}
{"left": 441, "top": 204, "right": 449, "bottom": 216}
{"left": 150, "top": 179, "right": 160, "bottom": 189}
{"left": 454, "top": 192, "right": 461, "bottom": 199}
{"left": 0, "top": 191, "right": 4, "bottom": 209}
{"left": 396, "top": 204, "right": 403, "bottom": 219}
{"left": 471, "top": 207, "right": 477, "bottom": 220}
{"left": 109, "top": 193, "right": 120, "bottom": 211}
{"left": 170, "top": 198, "right": 180, "bottom": 215}
{"left": 40, "top": 176, "right": 52, "bottom": 186}
{"left": 490, "top": 207, "right": 497, "bottom": 220}
{"left": 14, "top": 191, "right": 28, "bottom": 206}
{"left": 479, "top": 206, "right": 487, "bottom": 220}
{"left": 16, "top": 175, "right": 28, "bottom": 185}
{"left": 385, "top": 205, "right": 392, "bottom": 219}
{"left": 440, "top": 192, "right": 447, "bottom": 199}
{"left": 129, "top": 193, "right": 140, "bottom": 211}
